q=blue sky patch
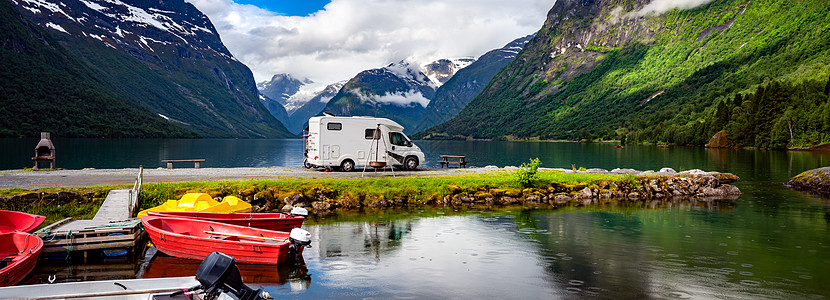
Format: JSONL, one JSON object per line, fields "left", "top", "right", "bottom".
{"left": 233, "top": 0, "right": 331, "bottom": 16}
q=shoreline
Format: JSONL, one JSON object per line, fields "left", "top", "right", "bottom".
{"left": 1, "top": 167, "right": 743, "bottom": 218}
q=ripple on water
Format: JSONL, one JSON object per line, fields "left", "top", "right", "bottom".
{"left": 321, "top": 263, "right": 350, "bottom": 271}
{"left": 741, "top": 263, "right": 754, "bottom": 268}
{"left": 739, "top": 280, "right": 761, "bottom": 287}
{"left": 565, "top": 287, "right": 582, "bottom": 294}
{"left": 666, "top": 291, "right": 693, "bottom": 299}
{"left": 568, "top": 280, "right": 584, "bottom": 286}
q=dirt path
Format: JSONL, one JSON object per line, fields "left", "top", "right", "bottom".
{"left": 0, "top": 167, "right": 494, "bottom": 188}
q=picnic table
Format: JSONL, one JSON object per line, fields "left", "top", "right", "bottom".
{"left": 439, "top": 155, "right": 467, "bottom": 168}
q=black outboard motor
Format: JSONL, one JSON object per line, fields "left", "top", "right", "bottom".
{"left": 164, "top": 252, "right": 270, "bottom": 300}
{"left": 196, "top": 252, "right": 268, "bottom": 300}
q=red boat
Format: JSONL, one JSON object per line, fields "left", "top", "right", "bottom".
{"left": 146, "top": 211, "right": 305, "bottom": 231}
{"left": 0, "top": 232, "right": 43, "bottom": 286}
{"left": 0, "top": 210, "right": 46, "bottom": 234}
{"left": 140, "top": 216, "right": 311, "bottom": 265}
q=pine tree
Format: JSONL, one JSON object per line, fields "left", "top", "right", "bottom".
{"left": 824, "top": 74, "right": 830, "bottom": 96}
{"left": 713, "top": 99, "right": 729, "bottom": 130}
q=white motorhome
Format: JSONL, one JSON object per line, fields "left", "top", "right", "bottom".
{"left": 304, "top": 116, "right": 425, "bottom": 171}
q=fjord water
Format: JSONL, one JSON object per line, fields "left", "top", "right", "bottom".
{"left": 5, "top": 138, "right": 829, "bottom": 298}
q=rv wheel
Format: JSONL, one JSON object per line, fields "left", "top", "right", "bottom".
{"left": 340, "top": 159, "right": 355, "bottom": 172}
{"left": 404, "top": 156, "right": 419, "bottom": 170}
{"left": 303, "top": 159, "right": 312, "bottom": 169}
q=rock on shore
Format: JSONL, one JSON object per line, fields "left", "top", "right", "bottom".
{"left": 786, "top": 167, "right": 830, "bottom": 194}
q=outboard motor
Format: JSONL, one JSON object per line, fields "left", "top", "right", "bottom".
{"left": 290, "top": 207, "right": 309, "bottom": 217}
{"left": 288, "top": 228, "right": 312, "bottom": 263}
{"left": 165, "top": 252, "right": 271, "bottom": 300}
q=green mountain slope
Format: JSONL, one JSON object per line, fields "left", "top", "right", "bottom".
{"left": 423, "top": 0, "right": 830, "bottom": 148}
{"left": 0, "top": 0, "right": 197, "bottom": 138}
{"left": 9, "top": 0, "right": 294, "bottom": 138}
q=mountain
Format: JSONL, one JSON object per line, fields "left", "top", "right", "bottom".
{"left": 322, "top": 60, "right": 437, "bottom": 133}
{"left": 9, "top": 0, "right": 294, "bottom": 138}
{"left": 257, "top": 73, "right": 312, "bottom": 107}
{"left": 285, "top": 81, "right": 346, "bottom": 134}
{"left": 422, "top": 58, "right": 475, "bottom": 87}
{"left": 420, "top": 0, "right": 830, "bottom": 148}
{"left": 322, "top": 58, "right": 476, "bottom": 133}
{"left": 0, "top": 0, "right": 196, "bottom": 138}
{"left": 412, "top": 35, "right": 533, "bottom": 134}
{"left": 258, "top": 93, "right": 289, "bottom": 127}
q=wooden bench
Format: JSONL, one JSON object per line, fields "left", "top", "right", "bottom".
{"left": 161, "top": 159, "right": 205, "bottom": 169}
{"left": 439, "top": 155, "right": 467, "bottom": 168}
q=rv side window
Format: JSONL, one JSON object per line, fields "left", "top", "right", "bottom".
{"left": 365, "top": 129, "right": 380, "bottom": 140}
{"left": 327, "top": 123, "right": 342, "bottom": 131}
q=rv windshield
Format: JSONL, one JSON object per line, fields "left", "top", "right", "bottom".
{"left": 389, "top": 132, "right": 410, "bottom": 146}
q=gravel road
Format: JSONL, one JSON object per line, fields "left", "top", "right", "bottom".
{"left": 0, "top": 167, "right": 498, "bottom": 188}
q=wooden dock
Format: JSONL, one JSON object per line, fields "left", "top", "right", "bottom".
{"left": 35, "top": 167, "right": 144, "bottom": 257}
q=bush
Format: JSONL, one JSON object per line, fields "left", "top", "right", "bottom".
{"left": 514, "top": 158, "right": 541, "bottom": 187}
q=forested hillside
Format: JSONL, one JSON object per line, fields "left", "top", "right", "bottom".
{"left": 8, "top": 0, "right": 294, "bottom": 138}
{"left": 0, "top": 0, "right": 197, "bottom": 138}
{"left": 421, "top": 0, "right": 830, "bottom": 149}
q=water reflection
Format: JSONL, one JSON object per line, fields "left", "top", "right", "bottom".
{"left": 277, "top": 205, "right": 830, "bottom": 299}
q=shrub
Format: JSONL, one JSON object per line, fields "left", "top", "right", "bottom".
{"left": 514, "top": 158, "right": 541, "bottom": 187}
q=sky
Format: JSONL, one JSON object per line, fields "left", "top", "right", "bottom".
{"left": 186, "top": 0, "right": 556, "bottom": 90}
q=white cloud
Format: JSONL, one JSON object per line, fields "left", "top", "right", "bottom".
{"left": 186, "top": 0, "right": 553, "bottom": 89}
{"left": 352, "top": 88, "right": 431, "bottom": 107}
{"left": 629, "top": 0, "right": 716, "bottom": 17}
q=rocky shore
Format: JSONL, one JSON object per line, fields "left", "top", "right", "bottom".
{"left": 786, "top": 167, "right": 830, "bottom": 195}
{"left": 1, "top": 167, "right": 743, "bottom": 216}
{"left": 274, "top": 168, "right": 742, "bottom": 214}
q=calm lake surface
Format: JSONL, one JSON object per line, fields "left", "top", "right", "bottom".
{"left": 4, "top": 138, "right": 830, "bottom": 299}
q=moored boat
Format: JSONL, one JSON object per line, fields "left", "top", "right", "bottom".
{"left": 140, "top": 216, "right": 311, "bottom": 265}
{"left": 0, "top": 210, "right": 46, "bottom": 234}
{"left": 137, "top": 193, "right": 253, "bottom": 217}
{"left": 0, "top": 232, "right": 43, "bottom": 287}
{"left": 146, "top": 207, "right": 307, "bottom": 231}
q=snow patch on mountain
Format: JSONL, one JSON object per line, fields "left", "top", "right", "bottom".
{"left": 383, "top": 61, "right": 436, "bottom": 90}
{"left": 423, "top": 57, "right": 475, "bottom": 87}
{"left": 79, "top": 0, "right": 105, "bottom": 12}
{"left": 45, "top": 22, "right": 68, "bottom": 33}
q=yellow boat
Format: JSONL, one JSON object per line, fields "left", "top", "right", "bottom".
{"left": 137, "top": 193, "right": 252, "bottom": 217}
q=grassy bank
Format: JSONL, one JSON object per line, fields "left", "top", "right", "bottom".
{"left": 0, "top": 186, "right": 119, "bottom": 226}
{"left": 1, "top": 168, "right": 740, "bottom": 227}
{"left": 135, "top": 170, "right": 640, "bottom": 213}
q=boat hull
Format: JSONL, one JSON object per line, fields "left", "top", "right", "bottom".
{"left": 146, "top": 211, "right": 304, "bottom": 231}
{"left": 0, "top": 232, "right": 43, "bottom": 287}
{"left": 0, "top": 210, "right": 46, "bottom": 234}
{"left": 140, "top": 216, "right": 301, "bottom": 265}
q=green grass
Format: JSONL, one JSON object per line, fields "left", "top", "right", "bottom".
{"left": 135, "top": 170, "right": 630, "bottom": 212}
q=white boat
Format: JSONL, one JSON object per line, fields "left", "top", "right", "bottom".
{"left": 0, "top": 276, "right": 200, "bottom": 299}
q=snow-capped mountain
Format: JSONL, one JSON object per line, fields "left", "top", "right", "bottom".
{"left": 286, "top": 81, "right": 347, "bottom": 134}
{"left": 9, "top": 0, "right": 292, "bottom": 138}
{"left": 413, "top": 34, "right": 535, "bottom": 134}
{"left": 423, "top": 58, "right": 475, "bottom": 87}
{"left": 322, "top": 60, "right": 441, "bottom": 133}
{"left": 257, "top": 73, "right": 313, "bottom": 106}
